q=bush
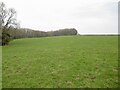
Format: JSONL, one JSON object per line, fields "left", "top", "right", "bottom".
{"left": 2, "top": 31, "right": 12, "bottom": 45}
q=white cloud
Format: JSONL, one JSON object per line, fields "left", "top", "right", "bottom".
{"left": 2, "top": 0, "right": 119, "bottom": 34}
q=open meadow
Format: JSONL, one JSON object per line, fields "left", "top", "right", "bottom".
{"left": 2, "top": 36, "right": 118, "bottom": 88}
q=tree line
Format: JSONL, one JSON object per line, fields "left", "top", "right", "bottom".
{"left": 0, "top": 2, "right": 78, "bottom": 46}
{"left": 7, "top": 28, "right": 78, "bottom": 39}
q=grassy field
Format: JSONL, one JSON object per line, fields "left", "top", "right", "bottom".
{"left": 0, "top": 46, "right": 2, "bottom": 89}
{"left": 2, "top": 36, "right": 118, "bottom": 88}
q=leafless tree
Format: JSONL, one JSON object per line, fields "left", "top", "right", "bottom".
{"left": 0, "top": 2, "right": 19, "bottom": 45}
{"left": 0, "top": 2, "right": 18, "bottom": 30}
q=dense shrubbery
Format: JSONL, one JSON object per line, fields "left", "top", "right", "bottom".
{"left": 2, "top": 30, "right": 12, "bottom": 45}
{"left": 0, "top": 29, "right": 2, "bottom": 45}
{"left": 47, "top": 28, "right": 77, "bottom": 36}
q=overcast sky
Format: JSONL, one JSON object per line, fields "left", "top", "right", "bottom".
{"left": 2, "top": 0, "right": 119, "bottom": 34}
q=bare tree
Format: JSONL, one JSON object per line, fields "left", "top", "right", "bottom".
{"left": 0, "top": 2, "right": 19, "bottom": 45}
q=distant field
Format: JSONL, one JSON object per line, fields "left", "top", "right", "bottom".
{"left": 2, "top": 36, "right": 118, "bottom": 88}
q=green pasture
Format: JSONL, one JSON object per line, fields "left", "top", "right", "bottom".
{"left": 2, "top": 36, "right": 118, "bottom": 88}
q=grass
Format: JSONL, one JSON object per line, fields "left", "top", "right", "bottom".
{"left": 0, "top": 46, "right": 2, "bottom": 89}
{"left": 2, "top": 36, "right": 118, "bottom": 88}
